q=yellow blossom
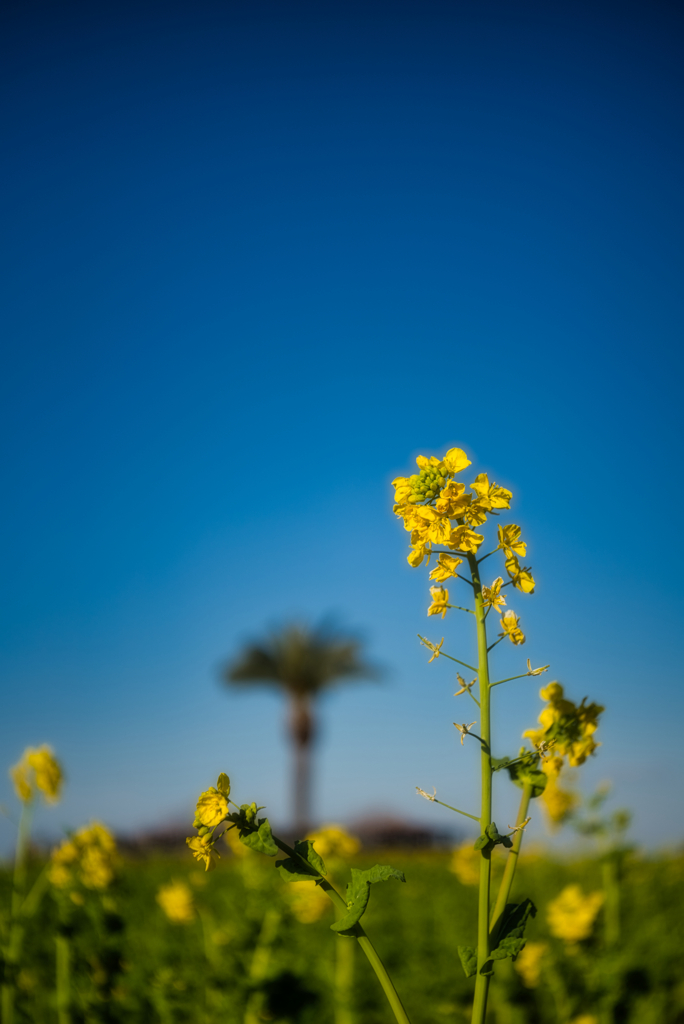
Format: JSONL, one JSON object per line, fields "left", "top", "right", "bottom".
{"left": 482, "top": 577, "right": 506, "bottom": 614}
{"left": 442, "top": 448, "right": 471, "bottom": 475}
{"left": 449, "top": 842, "right": 480, "bottom": 886}
{"left": 392, "top": 476, "right": 413, "bottom": 504}
{"left": 49, "top": 822, "right": 116, "bottom": 892}
{"left": 541, "top": 776, "right": 578, "bottom": 827}
{"left": 514, "top": 942, "right": 547, "bottom": 988}
{"left": 286, "top": 880, "right": 329, "bottom": 924}
{"left": 435, "top": 481, "right": 471, "bottom": 519}
{"left": 499, "top": 610, "right": 525, "bottom": 645}
{"left": 306, "top": 824, "right": 360, "bottom": 860}
{"left": 547, "top": 885, "right": 604, "bottom": 943}
{"left": 446, "top": 526, "right": 484, "bottom": 554}
{"left": 428, "top": 586, "right": 450, "bottom": 618}
{"left": 407, "top": 538, "right": 431, "bottom": 567}
{"left": 470, "top": 474, "right": 512, "bottom": 510}
{"left": 429, "top": 554, "right": 463, "bottom": 582}
{"left": 504, "top": 554, "right": 536, "bottom": 594}
{"left": 195, "top": 788, "right": 229, "bottom": 828}
{"left": 10, "top": 746, "right": 63, "bottom": 804}
{"left": 464, "top": 499, "right": 490, "bottom": 528}
{"left": 498, "top": 524, "right": 526, "bottom": 558}
{"left": 157, "top": 881, "right": 195, "bottom": 924}
{"left": 523, "top": 684, "right": 604, "bottom": 769}
{"left": 186, "top": 835, "right": 220, "bottom": 872}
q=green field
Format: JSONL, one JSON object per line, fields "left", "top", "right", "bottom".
{"left": 2, "top": 844, "right": 683, "bottom": 1024}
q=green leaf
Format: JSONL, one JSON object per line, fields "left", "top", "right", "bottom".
{"left": 458, "top": 946, "right": 478, "bottom": 979}
{"left": 239, "top": 819, "right": 278, "bottom": 857}
{"left": 330, "top": 864, "right": 405, "bottom": 934}
{"left": 507, "top": 749, "right": 547, "bottom": 798}
{"left": 473, "top": 834, "right": 489, "bottom": 851}
{"left": 486, "top": 898, "right": 537, "bottom": 968}
{"left": 276, "top": 840, "right": 327, "bottom": 882}
{"left": 491, "top": 757, "right": 512, "bottom": 772}
{"left": 475, "top": 823, "right": 513, "bottom": 853}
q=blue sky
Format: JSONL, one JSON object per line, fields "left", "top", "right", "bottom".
{"left": 1, "top": 0, "right": 683, "bottom": 853}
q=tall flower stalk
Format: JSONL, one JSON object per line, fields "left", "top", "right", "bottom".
{"left": 393, "top": 446, "right": 603, "bottom": 1024}
{"left": 2, "top": 746, "right": 63, "bottom": 1024}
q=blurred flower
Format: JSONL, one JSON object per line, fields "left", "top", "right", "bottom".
{"left": 524, "top": 683, "right": 604, "bottom": 770}
{"left": 157, "top": 881, "right": 195, "bottom": 924}
{"left": 10, "top": 746, "right": 63, "bottom": 804}
{"left": 547, "top": 885, "right": 604, "bottom": 942}
{"left": 49, "top": 822, "right": 116, "bottom": 891}
{"left": 286, "top": 880, "right": 330, "bottom": 924}
{"left": 449, "top": 842, "right": 480, "bottom": 886}
{"left": 306, "top": 824, "right": 360, "bottom": 860}
{"left": 514, "top": 942, "right": 547, "bottom": 988}
{"left": 195, "top": 788, "right": 229, "bottom": 828}
{"left": 542, "top": 776, "right": 578, "bottom": 828}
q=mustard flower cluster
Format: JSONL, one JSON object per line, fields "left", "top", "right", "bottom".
{"left": 49, "top": 822, "right": 117, "bottom": 891}
{"left": 524, "top": 683, "right": 604, "bottom": 775}
{"left": 187, "top": 773, "right": 242, "bottom": 871}
{"left": 392, "top": 446, "right": 535, "bottom": 645}
{"left": 546, "top": 884, "right": 604, "bottom": 943}
{"left": 10, "top": 745, "right": 63, "bottom": 804}
{"left": 156, "top": 880, "right": 195, "bottom": 924}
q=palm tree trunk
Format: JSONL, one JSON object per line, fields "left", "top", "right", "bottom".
{"left": 289, "top": 693, "right": 315, "bottom": 836}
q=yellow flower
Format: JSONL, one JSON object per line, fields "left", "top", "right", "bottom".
{"left": 10, "top": 746, "right": 63, "bottom": 804}
{"left": 186, "top": 835, "right": 220, "bottom": 872}
{"left": 306, "top": 824, "right": 360, "bottom": 860}
{"left": 49, "top": 823, "right": 116, "bottom": 892}
{"left": 429, "top": 554, "right": 463, "bottom": 582}
{"left": 547, "top": 885, "right": 604, "bottom": 943}
{"left": 504, "top": 554, "right": 536, "bottom": 594}
{"left": 392, "top": 476, "right": 413, "bottom": 504}
{"left": 449, "top": 842, "right": 480, "bottom": 886}
{"left": 470, "top": 473, "right": 512, "bottom": 510}
{"left": 482, "top": 577, "right": 506, "bottom": 614}
{"left": 499, "top": 610, "right": 525, "bottom": 645}
{"left": 498, "top": 524, "right": 526, "bottom": 558}
{"left": 195, "top": 788, "right": 229, "bottom": 828}
{"left": 407, "top": 538, "right": 431, "bottom": 567}
{"left": 514, "top": 942, "right": 547, "bottom": 988}
{"left": 464, "top": 499, "right": 490, "bottom": 528}
{"left": 157, "top": 881, "right": 195, "bottom": 924}
{"left": 80, "top": 844, "right": 115, "bottom": 890}
{"left": 541, "top": 776, "right": 578, "bottom": 827}
{"left": 286, "top": 880, "right": 329, "bottom": 924}
{"left": 442, "top": 448, "right": 471, "bottom": 475}
{"left": 445, "top": 526, "right": 484, "bottom": 554}
{"left": 435, "top": 481, "right": 471, "bottom": 519}
{"left": 428, "top": 586, "right": 450, "bottom": 618}
{"left": 524, "top": 684, "right": 604, "bottom": 769}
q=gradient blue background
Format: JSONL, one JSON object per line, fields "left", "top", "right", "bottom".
{"left": 1, "top": 0, "right": 682, "bottom": 851}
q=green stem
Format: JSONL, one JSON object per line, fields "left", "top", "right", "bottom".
{"left": 55, "top": 933, "right": 71, "bottom": 1024}
{"left": 1, "top": 800, "right": 33, "bottom": 1024}
{"left": 489, "top": 784, "right": 532, "bottom": 942}
{"left": 602, "top": 856, "right": 620, "bottom": 949}
{"left": 335, "top": 937, "right": 356, "bottom": 1024}
{"left": 431, "top": 798, "right": 480, "bottom": 823}
{"left": 244, "top": 907, "right": 282, "bottom": 1024}
{"left": 468, "top": 553, "right": 493, "bottom": 1024}
{"left": 272, "top": 837, "right": 411, "bottom": 1024}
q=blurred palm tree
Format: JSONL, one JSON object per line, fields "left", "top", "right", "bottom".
{"left": 223, "top": 622, "right": 379, "bottom": 835}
